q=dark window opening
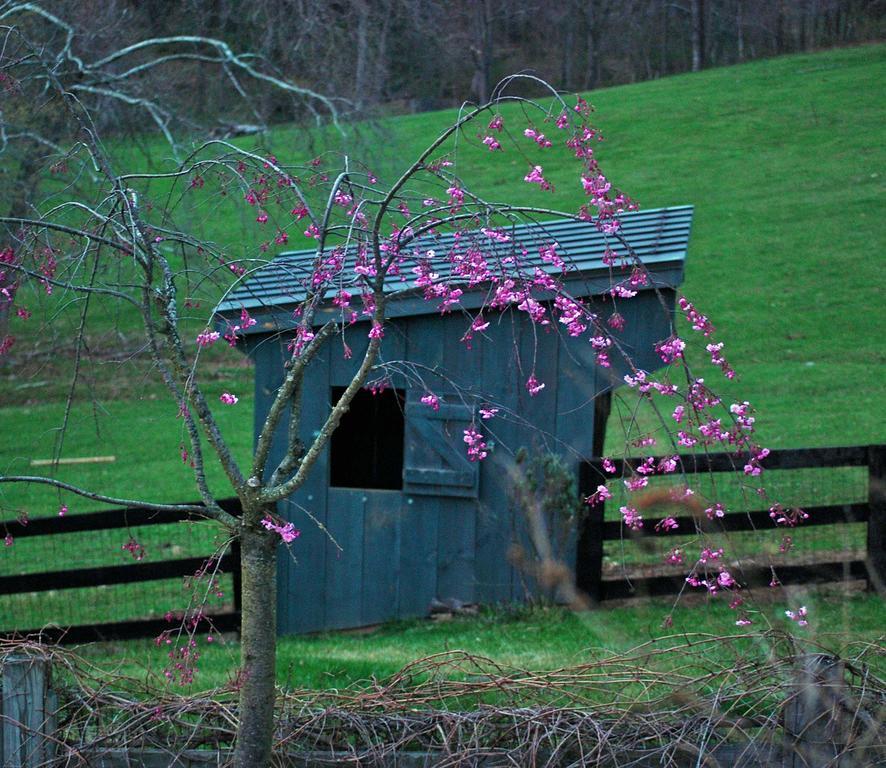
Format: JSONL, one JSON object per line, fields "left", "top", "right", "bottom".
{"left": 329, "top": 386, "right": 405, "bottom": 490}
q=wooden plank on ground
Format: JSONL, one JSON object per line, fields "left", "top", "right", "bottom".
{"left": 30, "top": 456, "right": 115, "bottom": 466}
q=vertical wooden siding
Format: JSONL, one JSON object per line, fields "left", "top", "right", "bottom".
{"left": 264, "top": 288, "right": 677, "bottom": 634}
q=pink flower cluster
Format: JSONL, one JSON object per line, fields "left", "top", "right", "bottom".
{"left": 525, "top": 374, "right": 545, "bottom": 396}
{"left": 463, "top": 426, "right": 488, "bottom": 461}
{"left": 523, "top": 127, "right": 552, "bottom": 148}
{"left": 420, "top": 393, "right": 440, "bottom": 411}
{"left": 261, "top": 517, "right": 300, "bottom": 543}
{"left": 619, "top": 505, "right": 643, "bottom": 530}
{"left": 584, "top": 484, "right": 612, "bottom": 506}
{"left": 523, "top": 165, "right": 552, "bottom": 191}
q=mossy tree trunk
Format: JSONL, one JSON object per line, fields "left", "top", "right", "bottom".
{"left": 233, "top": 517, "right": 278, "bottom": 768}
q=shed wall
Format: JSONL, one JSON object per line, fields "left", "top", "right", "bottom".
{"left": 249, "top": 288, "right": 676, "bottom": 634}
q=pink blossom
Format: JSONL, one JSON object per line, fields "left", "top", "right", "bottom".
{"left": 658, "top": 456, "right": 678, "bottom": 474}
{"left": 4, "top": 534, "right": 12, "bottom": 547}
{"left": 196, "top": 330, "right": 220, "bottom": 347}
{"left": 420, "top": 393, "right": 440, "bottom": 411}
{"left": 122, "top": 537, "right": 146, "bottom": 560}
{"left": 607, "top": 312, "right": 625, "bottom": 330}
{"left": 656, "top": 336, "right": 686, "bottom": 364}
{"left": 705, "top": 503, "right": 726, "bottom": 519}
{"left": 624, "top": 475, "right": 648, "bottom": 491}
{"left": 261, "top": 517, "right": 300, "bottom": 543}
{"left": 523, "top": 165, "right": 552, "bottom": 191}
{"left": 525, "top": 374, "right": 545, "bottom": 396}
{"left": 59, "top": 504, "right": 67, "bottom": 517}
{"left": 585, "top": 484, "right": 612, "bottom": 506}
{"left": 655, "top": 517, "right": 679, "bottom": 532}
{"left": 735, "top": 617, "right": 753, "bottom": 627}
{"left": 635, "top": 457, "right": 656, "bottom": 474}
{"left": 482, "top": 135, "right": 502, "bottom": 151}
{"left": 446, "top": 185, "right": 464, "bottom": 210}
{"left": 610, "top": 284, "right": 637, "bottom": 298}
{"left": 368, "top": 323, "right": 384, "bottom": 340}
{"left": 620, "top": 505, "right": 643, "bottom": 530}
{"left": 481, "top": 227, "right": 510, "bottom": 242}
{"left": 785, "top": 606, "right": 809, "bottom": 627}
{"left": 665, "top": 548, "right": 684, "bottom": 565}
{"left": 479, "top": 407, "right": 498, "bottom": 420}
{"left": 717, "top": 570, "right": 736, "bottom": 588}
{"left": 699, "top": 547, "right": 723, "bottom": 563}
{"left": 602, "top": 458, "right": 616, "bottom": 474}
{"left": 219, "top": 392, "right": 239, "bottom": 405}
{"left": 463, "top": 427, "right": 488, "bottom": 461}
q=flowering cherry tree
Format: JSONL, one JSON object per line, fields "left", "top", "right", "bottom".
{"left": 0, "top": 6, "right": 805, "bottom": 767}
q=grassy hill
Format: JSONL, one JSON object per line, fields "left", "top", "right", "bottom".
{"left": 1, "top": 44, "right": 884, "bottom": 514}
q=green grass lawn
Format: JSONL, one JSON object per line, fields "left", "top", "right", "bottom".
{"left": 76, "top": 591, "right": 883, "bottom": 692}
{"left": 1, "top": 46, "right": 884, "bottom": 673}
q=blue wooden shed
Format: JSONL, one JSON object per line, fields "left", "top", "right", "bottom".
{"left": 217, "top": 205, "right": 693, "bottom": 635}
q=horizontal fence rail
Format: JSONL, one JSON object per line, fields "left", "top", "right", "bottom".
{"left": 577, "top": 444, "right": 885, "bottom": 602}
{"left": 1, "top": 498, "right": 242, "bottom": 644}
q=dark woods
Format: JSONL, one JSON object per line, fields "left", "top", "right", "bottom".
{"left": 29, "top": 0, "right": 885, "bottom": 126}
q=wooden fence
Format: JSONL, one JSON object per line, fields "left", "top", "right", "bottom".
{"left": 576, "top": 444, "right": 885, "bottom": 601}
{"left": 1, "top": 652, "right": 877, "bottom": 767}
{"left": 0, "top": 499, "right": 242, "bottom": 644}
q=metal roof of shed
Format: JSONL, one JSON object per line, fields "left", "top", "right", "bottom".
{"left": 216, "top": 205, "right": 692, "bottom": 323}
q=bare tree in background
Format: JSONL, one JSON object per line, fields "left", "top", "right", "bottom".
{"left": 691, "top": 0, "right": 707, "bottom": 71}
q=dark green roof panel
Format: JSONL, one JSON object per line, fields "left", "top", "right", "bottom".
{"left": 216, "top": 205, "right": 692, "bottom": 317}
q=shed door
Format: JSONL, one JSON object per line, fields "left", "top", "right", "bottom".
{"left": 403, "top": 400, "right": 479, "bottom": 498}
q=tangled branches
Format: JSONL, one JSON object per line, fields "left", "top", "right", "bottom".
{"left": 2, "top": 633, "right": 883, "bottom": 766}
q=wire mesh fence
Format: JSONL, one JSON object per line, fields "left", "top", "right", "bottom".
{"left": 0, "top": 505, "right": 238, "bottom": 637}
{"left": 602, "top": 464, "right": 869, "bottom": 577}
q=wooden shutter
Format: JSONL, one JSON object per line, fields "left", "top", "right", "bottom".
{"left": 403, "top": 399, "right": 480, "bottom": 498}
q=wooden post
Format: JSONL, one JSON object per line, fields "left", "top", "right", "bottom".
{"left": 782, "top": 654, "right": 847, "bottom": 768}
{"left": 575, "top": 461, "right": 604, "bottom": 604}
{"left": 1, "top": 654, "right": 57, "bottom": 768}
{"left": 867, "top": 444, "right": 885, "bottom": 594}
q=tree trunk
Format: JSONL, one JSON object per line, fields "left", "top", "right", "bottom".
{"left": 470, "top": 0, "right": 493, "bottom": 104}
{"left": 233, "top": 523, "right": 278, "bottom": 768}
{"left": 736, "top": 0, "right": 745, "bottom": 61}
{"left": 353, "top": 0, "right": 370, "bottom": 110}
{"left": 691, "top": 0, "right": 705, "bottom": 72}
{"left": 583, "top": 1, "right": 599, "bottom": 91}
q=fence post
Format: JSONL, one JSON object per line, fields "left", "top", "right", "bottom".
{"left": 782, "top": 654, "right": 848, "bottom": 768}
{"left": 1, "top": 653, "right": 57, "bottom": 768}
{"left": 867, "top": 444, "right": 885, "bottom": 594}
{"left": 575, "top": 461, "right": 604, "bottom": 604}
